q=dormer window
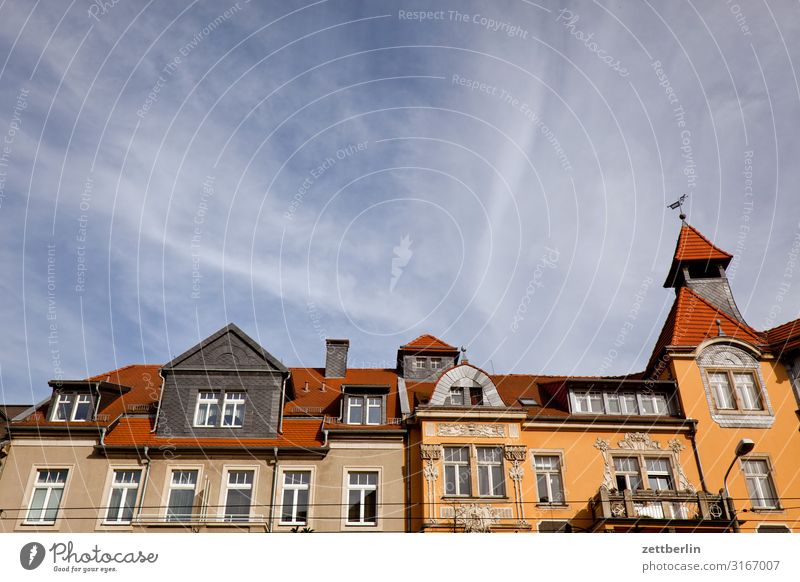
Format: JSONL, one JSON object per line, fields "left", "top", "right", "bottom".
{"left": 570, "top": 389, "right": 673, "bottom": 416}
{"left": 194, "top": 391, "right": 246, "bottom": 428}
{"left": 414, "top": 357, "right": 426, "bottom": 370}
{"left": 346, "top": 395, "right": 384, "bottom": 425}
{"left": 707, "top": 370, "right": 763, "bottom": 411}
{"left": 51, "top": 393, "right": 92, "bottom": 422}
{"left": 430, "top": 358, "right": 442, "bottom": 370}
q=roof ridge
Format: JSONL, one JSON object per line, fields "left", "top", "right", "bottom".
{"left": 761, "top": 317, "right": 800, "bottom": 334}
{"left": 87, "top": 363, "right": 159, "bottom": 380}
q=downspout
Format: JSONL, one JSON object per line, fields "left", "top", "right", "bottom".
{"left": 278, "top": 372, "right": 289, "bottom": 434}
{"left": 405, "top": 427, "right": 411, "bottom": 532}
{"left": 151, "top": 369, "right": 167, "bottom": 433}
{"left": 688, "top": 420, "right": 709, "bottom": 493}
{"left": 267, "top": 446, "right": 279, "bottom": 532}
{"left": 136, "top": 446, "right": 152, "bottom": 520}
{"left": 92, "top": 382, "right": 103, "bottom": 420}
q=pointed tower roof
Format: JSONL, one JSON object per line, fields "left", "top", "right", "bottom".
{"left": 664, "top": 222, "right": 733, "bottom": 287}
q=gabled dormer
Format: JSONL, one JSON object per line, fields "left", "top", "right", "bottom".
{"left": 397, "top": 334, "right": 460, "bottom": 381}
{"left": 663, "top": 221, "right": 744, "bottom": 322}
{"left": 157, "top": 323, "right": 289, "bottom": 438}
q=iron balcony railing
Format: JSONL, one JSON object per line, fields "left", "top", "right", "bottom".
{"left": 590, "top": 487, "right": 729, "bottom": 523}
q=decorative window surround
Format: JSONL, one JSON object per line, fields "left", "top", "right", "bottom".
{"left": 594, "top": 433, "right": 696, "bottom": 494}
{"left": 697, "top": 344, "right": 774, "bottom": 428}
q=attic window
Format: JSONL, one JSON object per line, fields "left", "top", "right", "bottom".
{"left": 51, "top": 393, "right": 92, "bottom": 422}
{"left": 518, "top": 397, "right": 538, "bottom": 407}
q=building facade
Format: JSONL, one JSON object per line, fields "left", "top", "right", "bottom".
{"left": 0, "top": 222, "right": 798, "bottom": 533}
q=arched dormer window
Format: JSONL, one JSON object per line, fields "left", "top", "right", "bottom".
{"left": 428, "top": 364, "right": 504, "bottom": 407}
{"left": 697, "top": 342, "right": 774, "bottom": 428}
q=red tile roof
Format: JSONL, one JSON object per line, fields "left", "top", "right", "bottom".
{"left": 399, "top": 334, "right": 458, "bottom": 352}
{"left": 764, "top": 318, "right": 800, "bottom": 353}
{"left": 647, "top": 287, "right": 764, "bottom": 372}
{"left": 673, "top": 223, "right": 733, "bottom": 262}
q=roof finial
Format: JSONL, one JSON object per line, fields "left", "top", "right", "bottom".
{"left": 668, "top": 194, "right": 688, "bottom": 221}
{"left": 716, "top": 319, "right": 726, "bottom": 337}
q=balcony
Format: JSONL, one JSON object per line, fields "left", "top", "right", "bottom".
{"left": 589, "top": 487, "right": 730, "bottom": 531}
{"left": 134, "top": 513, "right": 267, "bottom": 529}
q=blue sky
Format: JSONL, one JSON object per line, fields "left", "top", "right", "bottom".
{"left": 1, "top": 1, "right": 799, "bottom": 405}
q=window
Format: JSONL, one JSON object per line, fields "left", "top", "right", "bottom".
{"left": 224, "top": 470, "right": 254, "bottom": 521}
{"left": 281, "top": 471, "right": 310, "bottom": 525}
{"left": 534, "top": 455, "right": 565, "bottom": 504}
{"left": 105, "top": 470, "right": 141, "bottom": 524}
{"left": 26, "top": 469, "right": 67, "bottom": 524}
{"left": 613, "top": 457, "right": 643, "bottom": 491}
{"left": 708, "top": 373, "right": 736, "bottom": 409}
{"left": 573, "top": 390, "right": 604, "bottom": 413}
{"left": 194, "top": 392, "right": 220, "bottom": 427}
{"left": 707, "top": 370, "right": 765, "bottom": 412}
{"left": 538, "top": 520, "right": 572, "bottom": 533}
{"left": 346, "top": 472, "right": 377, "bottom": 525}
{"left": 414, "top": 357, "right": 426, "bottom": 370}
{"left": 166, "top": 470, "right": 197, "bottom": 522}
{"left": 469, "top": 387, "right": 484, "bottom": 406}
{"left": 430, "top": 358, "right": 442, "bottom": 369}
{"left": 757, "top": 524, "right": 791, "bottom": 533}
{"left": 443, "top": 446, "right": 471, "bottom": 496}
{"left": 445, "top": 387, "right": 464, "bottom": 406}
{"left": 51, "top": 393, "right": 92, "bottom": 421}
{"left": 477, "top": 447, "right": 505, "bottom": 497}
{"left": 194, "top": 392, "right": 246, "bottom": 427}
{"left": 518, "top": 397, "right": 538, "bottom": 406}
{"left": 221, "top": 392, "right": 245, "bottom": 427}
{"left": 639, "top": 392, "right": 669, "bottom": 415}
{"left": 572, "top": 389, "right": 671, "bottom": 415}
{"left": 645, "top": 458, "right": 674, "bottom": 491}
{"left": 345, "top": 395, "right": 383, "bottom": 425}
{"left": 742, "top": 459, "right": 779, "bottom": 509}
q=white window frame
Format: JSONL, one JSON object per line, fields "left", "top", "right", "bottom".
{"left": 164, "top": 468, "right": 200, "bottom": 523}
{"left": 637, "top": 392, "right": 670, "bottom": 416}
{"left": 51, "top": 393, "right": 92, "bottom": 422}
{"left": 414, "top": 357, "right": 426, "bottom": 370}
{"left": 446, "top": 387, "right": 465, "bottom": 406}
{"left": 476, "top": 447, "right": 505, "bottom": 497}
{"left": 430, "top": 357, "right": 442, "bottom": 369}
{"left": 193, "top": 391, "right": 221, "bottom": 427}
{"left": 345, "top": 395, "right": 383, "bottom": 425}
{"left": 741, "top": 458, "right": 780, "bottom": 510}
{"left": 278, "top": 468, "right": 312, "bottom": 526}
{"left": 24, "top": 468, "right": 69, "bottom": 525}
{"left": 221, "top": 392, "right": 246, "bottom": 428}
{"left": 222, "top": 469, "right": 255, "bottom": 522}
{"left": 443, "top": 446, "right": 472, "bottom": 497}
{"left": 532, "top": 453, "right": 566, "bottom": 505}
{"left": 644, "top": 457, "right": 675, "bottom": 491}
{"left": 612, "top": 454, "right": 677, "bottom": 492}
{"left": 705, "top": 369, "right": 766, "bottom": 413}
{"left": 343, "top": 469, "right": 380, "bottom": 527}
{"left": 104, "top": 469, "right": 142, "bottom": 525}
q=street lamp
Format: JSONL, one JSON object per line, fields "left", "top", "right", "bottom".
{"left": 722, "top": 438, "right": 755, "bottom": 533}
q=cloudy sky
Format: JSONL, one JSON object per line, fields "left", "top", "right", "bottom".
{"left": 1, "top": 1, "right": 799, "bottom": 404}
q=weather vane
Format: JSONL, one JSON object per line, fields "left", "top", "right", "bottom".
{"left": 667, "top": 193, "right": 688, "bottom": 220}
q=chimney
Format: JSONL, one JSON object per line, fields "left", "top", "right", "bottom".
{"left": 325, "top": 339, "right": 349, "bottom": 378}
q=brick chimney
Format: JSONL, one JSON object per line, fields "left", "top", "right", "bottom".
{"left": 325, "top": 339, "right": 349, "bottom": 378}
